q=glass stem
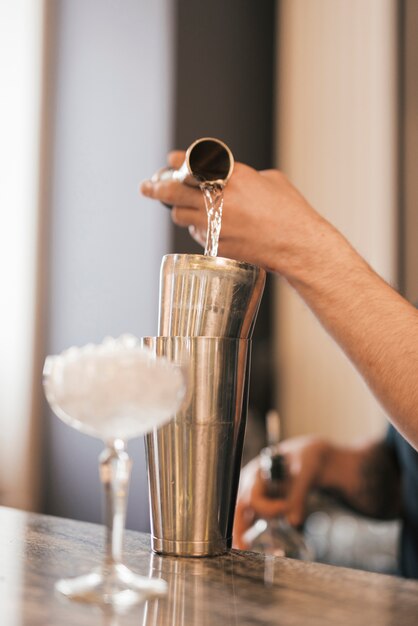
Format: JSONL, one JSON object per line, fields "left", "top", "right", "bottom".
{"left": 99, "top": 439, "right": 132, "bottom": 568}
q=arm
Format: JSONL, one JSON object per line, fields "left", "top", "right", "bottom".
{"left": 281, "top": 222, "right": 418, "bottom": 458}
{"left": 233, "top": 436, "right": 401, "bottom": 550}
{"left": 141, "top": 158, "right": 418, "bottom": 450}
{"left": 318, "top": 439, "right": 401, "bottom": 520}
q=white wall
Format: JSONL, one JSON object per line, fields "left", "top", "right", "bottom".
{"left": 44, "top": 0, "right": 174, "bottom": 529}
{"left": 0, "top": 0, "right": 45, "bottom": 510}
{"left": 274, "top": 0, "right": 398, "bottom": 443}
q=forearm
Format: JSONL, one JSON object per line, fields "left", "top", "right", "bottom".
{"left": 273, "top": 217, "right": 418, "bottom": 451}
{"left": 317, "top": 440, "right": 401, "bottom": 519}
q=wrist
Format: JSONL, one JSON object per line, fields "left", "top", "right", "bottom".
{"left": 265, "top": 203, "right": 352, "bottom": 283}
{"left": 286, "top": 220, "right": 359, "bottom": 290}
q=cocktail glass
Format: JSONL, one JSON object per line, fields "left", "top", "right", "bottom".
{"left": 43, "top": 335, "right": 187, "bottom": 608}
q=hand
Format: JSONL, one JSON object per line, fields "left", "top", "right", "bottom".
{"left": 233, "top": 436, "right": 329, "bottom": 550}
{"left": 140, "top": 151, "right": 324, "bottom": 277}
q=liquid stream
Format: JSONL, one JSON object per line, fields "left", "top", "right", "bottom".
{"left": 200, "top": 183, "right": 224, "bottom": 257}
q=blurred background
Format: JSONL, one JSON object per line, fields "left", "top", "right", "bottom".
{"left": 0, "top": 0, "right": 416, "bottom": 572}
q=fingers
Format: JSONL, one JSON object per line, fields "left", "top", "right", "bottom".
{"left": 171, "top": 207, "right": 207, "bottom": 247}
{"left": 140, "top": 179, "right": 205, "bottom": 211}
{"left": 233, "top": 467, "right": 289, "bottom": 551}
{"left": 250, "top": 478, "right": 289, "bottom": 519}
{"left": 233, "top": 500, "right": 256, "bottom": 550}
{"left": 168, "top": 150, "right": 186, "bottom": 168}
{"left": 233, "top": 492, "right": 288, "bottom": 550}
{"left": 251, "top": 496, "right": 289, "bottom": 519}
{"left": 171, "top": 206, "right": 206, "bottom": 228}
{"left": 188, "top": 225, "right": 206, "bottom": 248}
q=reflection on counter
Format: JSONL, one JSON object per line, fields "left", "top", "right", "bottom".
{"left": 141, "top": 554, "right": 239, "bottom": 626}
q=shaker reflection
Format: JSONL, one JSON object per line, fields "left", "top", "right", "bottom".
{"left": 141, "top": 554, "right": 238, "bottom": 626}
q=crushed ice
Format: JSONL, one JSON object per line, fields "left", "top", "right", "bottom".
{"left": 43, "top": 335, "right": 186, "bottom": 441}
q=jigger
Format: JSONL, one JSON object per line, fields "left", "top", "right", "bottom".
{"left": 152, "top": 137, "right": 234, "bottom": 207}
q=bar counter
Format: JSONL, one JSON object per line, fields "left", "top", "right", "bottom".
{"left": 0, "top": 505, "right": 417, "bottom": 625}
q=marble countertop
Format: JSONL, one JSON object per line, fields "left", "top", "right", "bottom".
{"left": 0, "top": 505, "right": 417, "bottom": 626}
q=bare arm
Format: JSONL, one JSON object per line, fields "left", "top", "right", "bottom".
{"left": 281, "top": 218, "right": 418, "bottom": 456}
{"left": 141, "top": 158, "right": 418, "bottom": 450}
{"left": 318, "top": 440, "right": 401, "bottom": 519}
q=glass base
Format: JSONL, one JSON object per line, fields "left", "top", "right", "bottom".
{"left": 55, "top": 562, "right": 167, "bottom": 608}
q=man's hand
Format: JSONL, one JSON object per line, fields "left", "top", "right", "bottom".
{"left": 233, "top": 434, "right": 401, "bottom": 550}
{"left": 140, "top": 152, "right": 325, "bottom": 277}
{"left": 233, "top": 436, "right": 329, "bottom": 550}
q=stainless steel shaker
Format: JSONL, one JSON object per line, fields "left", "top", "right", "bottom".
{"left": 142, "top": 336, "right": 250, "bottom": 556}
{"left": 144, "top": 253, "right": 265, "bottom": 557}
{"left": 158, "top": 254, "right": 265, "bottom": 339}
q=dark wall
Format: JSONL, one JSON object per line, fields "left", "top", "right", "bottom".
{"left": 174, "top": 0, "right": 275, "bottom": 166}
{"left": 172, "top": 0, "right": 277, "bottom": 454}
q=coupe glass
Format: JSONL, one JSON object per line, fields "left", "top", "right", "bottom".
{"left": 43, "top": 335, "right": 187, "bottom": 608}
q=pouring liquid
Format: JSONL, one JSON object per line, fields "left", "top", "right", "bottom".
{"left": 200, "top": 182, "right": 224, "bottom": 257}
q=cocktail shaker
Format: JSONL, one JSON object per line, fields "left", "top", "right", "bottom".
{"left": 144, "top": 254, "right": 265, "bottom": 557}
{"left": 158, "top": 254, "right": 265, "bottom": 339}
{"left": 142, "top": 336, "right": 250, "bottom": 556}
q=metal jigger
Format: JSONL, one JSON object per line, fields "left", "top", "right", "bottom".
{"left": 143, "top": 253, "right": 266, "bottom": 557}
{"left": 151, "top": 137, "right": 234, "bottom": 207}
